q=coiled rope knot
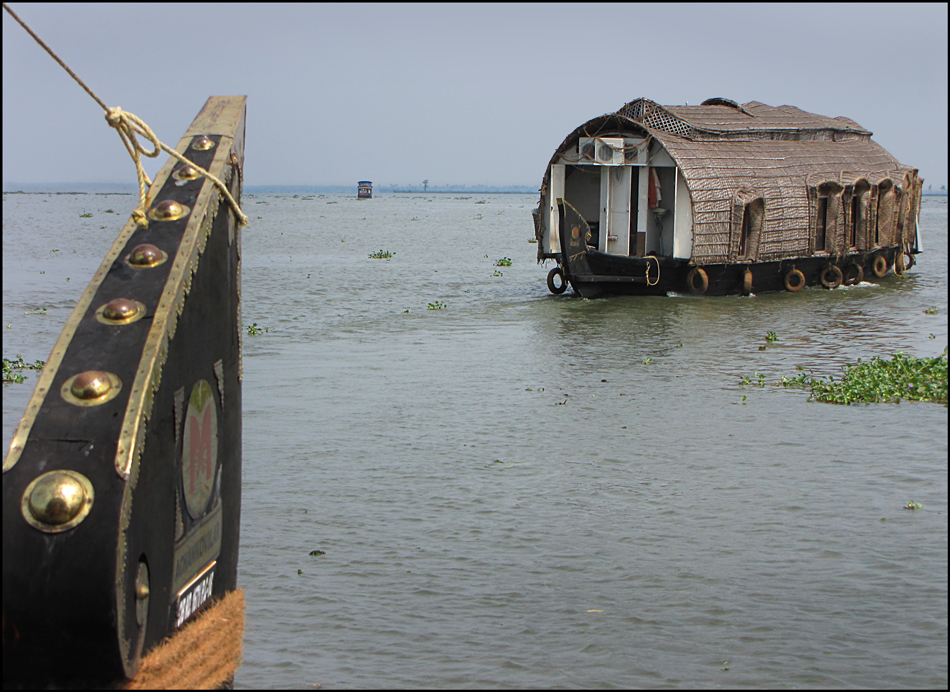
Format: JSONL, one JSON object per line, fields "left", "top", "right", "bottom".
{"left": 104, "top": 106, "right": 248, "bottom": 229}
{"left": 106, "top": 107, "right": 160, "bottom": 227}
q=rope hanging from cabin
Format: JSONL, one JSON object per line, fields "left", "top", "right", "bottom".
{"left": 645, "top": 255, "right": 660, "bottom": 286}
{"left": 2, "top": 2, "right": 249, "bottom": 228}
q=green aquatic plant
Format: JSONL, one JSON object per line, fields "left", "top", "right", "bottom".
{"left": 3, "top": 354, "right": 45, "bottom": 384}
{"left": 805, "top": 351, "right": 947, "bottom": 405}
{"left": 748, "top": 349, "right": 949, "bottom": 405}
{"left": 79, "top": 212, "right": 92, "bottom": 218}
{"left": 24, "top": 307, "right": 47, "bottom": 315}
{"left": 738, "top": 372, "right": 768, "bottom": 386}
{"left": 765, "top": 331, "right": 779, "bottom": 343}
{"left": 904, "top": 501, "right": 923, "bottom": 510}
{"left": 427, "top": 301, "right": 446, "bottom": 310}
{"left": 246, "top": 323, "right": 270, "bottom": 335}
{"left": 494, "top": 257, "right": 512, "bottom": 267}
{"left": 368, "top": 250, "right": 393, "bottom": 259}
{"left": 923, "top": 306, "right": 939, "bottom": 315}
{"left": 491, "top": 270, "right": 503, "bottom": 277}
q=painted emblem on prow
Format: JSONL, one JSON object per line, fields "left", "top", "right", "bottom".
{"left": 181, "top": 379, "right": 218, "bottom": 519}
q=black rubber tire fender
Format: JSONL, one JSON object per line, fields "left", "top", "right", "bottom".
{"left": 686, "top": 267, "right": 708, "bottom": 295}
{"left": 741, "top": 269, "right": 753, "bottom": 296}
{"left": 894, "top": 251, "right": 910, "bottom": 276}
{"left": 843, "top": 263, "right": 864, "bottom": 286}
{"left": 820, "top": 265, "right": 843, "bottom": 289}
{"left": 784, "top": 268, "right": 806, "bottom": 293}
{"left": 547, "top": 266, "right": 568, "bottom": 294}
{"left": 872, "top": 255, "right": 888, "bottom": 278}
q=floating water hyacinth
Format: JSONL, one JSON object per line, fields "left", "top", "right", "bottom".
{"left": 758, "top": 349, "right": 949, "bottom": 405}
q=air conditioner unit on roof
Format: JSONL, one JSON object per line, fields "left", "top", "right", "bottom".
{"left": 578, "top": 137, "right": 625, "bottom": 166}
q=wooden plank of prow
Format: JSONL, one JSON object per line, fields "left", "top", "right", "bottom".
{"left": 2, "top": 96, "right": 246, "bottom": 686}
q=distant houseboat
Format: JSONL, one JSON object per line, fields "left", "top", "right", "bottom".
{"left": 357, "top": 181, "right": 373, "bottom": 199}
{"left": 534, "top": 97, "right": 922, "bottom": 297}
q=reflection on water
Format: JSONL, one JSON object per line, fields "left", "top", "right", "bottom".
{"left": 3, "top": 192, "right": 947, "bottom": 688}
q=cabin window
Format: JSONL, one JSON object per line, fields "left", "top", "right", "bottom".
{"left": 848, "top": 197, "right": 861, "bottom": 247}
{"left": 738, "top": 207, "right": 751, "bottom": 257}
{"left": 737, "top": 198, "right": 764, "bottom": 259}
{"left": 848, "top": 179, "right": 871, "bottom": 250}
{"left": 814, "top": 182, "right": 843, "bottom": 254}
{"left": 816, "top": 196, "right": 829, "bottom": 252}
{"left": 875, "top": 179, "right": 897, "bottom": 247}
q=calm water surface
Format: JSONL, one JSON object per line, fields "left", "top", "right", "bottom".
{"left": 3, "top": 191, "right": 947, "bottom": 689}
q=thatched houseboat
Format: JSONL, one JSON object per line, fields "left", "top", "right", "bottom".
{"left": 357, "top": 180, "right": 373, "bottom": 199}
{"left": 534, "top": 97, "right": 922, "bottom": 297}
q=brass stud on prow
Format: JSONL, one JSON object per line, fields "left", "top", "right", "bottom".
{"left": 192, "top": 136, "right": 215, "bottom": 151}
{"left": 173, "top": 164, "right": 201, "bottom": 182}
{"left": 135, "top": 561, "right": 150, "bottom": 627}
{"left": 128, "top": 243, "right": 167, "bottom": 268}
{"left": 62, "top": 370, "right": 122, "bottom": 406}
{"left": 21, "top": 469, "right": 95, "bottom": 533}
{"left": 148, "top": 199, "right": 190, "bottom": 222}
{"left": 96, "top": 298, "right": 147, "bottom": 325}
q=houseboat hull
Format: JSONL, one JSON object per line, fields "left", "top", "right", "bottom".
{"left": 554, "top": 199, "right": 913, "bottom": 298}
{"left": 559, "top": 249, "right": 909, "bottom": 299}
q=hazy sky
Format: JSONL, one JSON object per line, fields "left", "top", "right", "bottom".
{"left": 3, "top": 3, "right": 947, "bottom": 189}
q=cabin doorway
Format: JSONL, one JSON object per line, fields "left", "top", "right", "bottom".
{"left": 600, "top": 166, "right": 633, "bottom": 255}
{"left": 561, "top": 165, "right": 601, "bottom": 246}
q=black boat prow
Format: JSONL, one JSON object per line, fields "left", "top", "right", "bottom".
{"left": 3, "top": 96, "right": 246, "bottom": 686}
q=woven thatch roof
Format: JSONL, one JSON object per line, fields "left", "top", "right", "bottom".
{"left": 538, "top": 97, "right": 920, "bottom": 264}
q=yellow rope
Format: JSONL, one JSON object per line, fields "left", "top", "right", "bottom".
{"left": 645, "top": 255, "right": 660, "bottom": 286}
{"left": 3, "top": 2, "right": 248, "bottom": 228}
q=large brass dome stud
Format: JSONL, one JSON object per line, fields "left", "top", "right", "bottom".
{"left": 148, "top": 199, "right": 190, "bottom": 222}
{"left": 128, "top": 243, "right": 167, "bottom": 268}
{"left": 21, "top": 470, "right": 95, "bottom": 532}
{"left": 96, "top": 298, "right": 146, "bottom": 325}
{"left": 61, "top": 370, "right": 122, "bottom": 406}
{"left": 173, "top": 164, "right": 201, "bottom": 182}
{"left": 192, "top": 136, "right": 215, "bottom": 151}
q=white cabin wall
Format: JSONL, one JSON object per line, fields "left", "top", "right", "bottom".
{"left": 546, "top": 164, "right": 565, "bottom": 255}
{"left": 637, "top": 169, "right": 649, "bottom": 244}
{"left": 606, "top": 166, "right": 632, "bottom": 255}
{"left": 650, "top": 147, "right": 676, "bottom": 168}
{"left": 599, "top": 169, "right": 610, "bottom": 252}
{"left": 672, "top": 169, "right": 693, "bottom": 258}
